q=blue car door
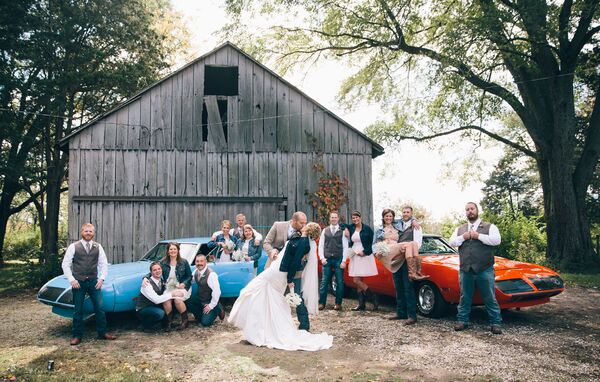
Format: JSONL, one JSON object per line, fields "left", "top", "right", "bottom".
{"left": 209, "top": 261, "right": 254, "bottom": 297}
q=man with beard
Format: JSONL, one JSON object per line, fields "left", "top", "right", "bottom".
{"left": 449, "top": 202, "right": 502, "bottom": 334}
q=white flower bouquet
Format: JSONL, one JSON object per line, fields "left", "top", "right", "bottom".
{"left": 231, "top": 249, "right": 244, "bottom": 262}
{"left": 346, "top": 247, "right": 357, "bottom": 259}
{"left": 285, "top": 292, "right": 302, "bottom": 307}
{"left": 223, "top": 240, "right": 236, "bottom": 252}
{"left": 165, "top": 277, "right": 178, "bottom": 292}
{"left": 373, "top": 242, "right": 390, "bottom": 257}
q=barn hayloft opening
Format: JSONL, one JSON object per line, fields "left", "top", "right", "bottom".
{"left": 201, "top": 98, "right": 228, "bottom": 142}
{"left": 204, "top": 66, "right": 238, "bottom": 96}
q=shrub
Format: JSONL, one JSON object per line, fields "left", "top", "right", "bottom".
{"left": 4, "top": 229, "right": 41, "bottom": 261}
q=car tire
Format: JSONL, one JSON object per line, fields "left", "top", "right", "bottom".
{"left": 415, "top": 281, "right": 449, "bottom": 318}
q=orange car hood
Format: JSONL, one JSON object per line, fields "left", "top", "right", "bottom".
{"left": 423, "top": 255, "right": 559, "bottom": 278}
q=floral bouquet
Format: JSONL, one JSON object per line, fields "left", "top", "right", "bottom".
{"left": 165, "top": 277, "right": 178, "bottom": 292}
{"left": 285, "top": 292, "right": 302, "bottom": 307}
{"left": 231, "top": 249, "right": 244, "bottom": 262}
{"left": 346, "top": 247, "right": 357, "bottom": 259}
{"left": 223, "top": 240, "right": 236, "bottom": 253}
{"left": 373, "top": 242, "right": 390, "bottom": 257}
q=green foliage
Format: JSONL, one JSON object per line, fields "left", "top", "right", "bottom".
{"left": 482, "top": 211, "right": 548, "bottom": 266}
{"left": 561, "top": 272, "right": 600, "bottom": 288}
{"left": 3, "top": 229, "right": 40, "bottom": 261}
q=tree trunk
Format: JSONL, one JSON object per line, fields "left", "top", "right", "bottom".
{"left": 537, "top": 156, "right": 596, "bottom": 271}
{"left": 0, "top": 180, "right": 21, "bottom": 268}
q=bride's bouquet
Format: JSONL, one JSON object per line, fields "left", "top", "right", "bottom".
{"left": 165, "top": 277, "right": 178, "bottom": 292}
{"left": 346, "top": 247, "right": 357, "bottom": 259}
{"left": 285, "top": 292, "right": 302, "bottom": 307}
{"left": 231, "top": 249, "right": 244, "bottom": 262}
{"left": 373, "top": 242, "right": 390, "bottom": 257}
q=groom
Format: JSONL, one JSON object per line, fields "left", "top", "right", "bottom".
{"left": 279, "top": 228, "right": 311, "bottom": 331}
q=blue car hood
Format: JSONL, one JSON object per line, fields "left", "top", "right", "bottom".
{"left": 105, "top": 261, "right": 150, "bottom": 283}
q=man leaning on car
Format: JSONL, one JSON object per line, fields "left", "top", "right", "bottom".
{"left": 61, "top": 223, "right": 117, "bottom": 345}
{"left": 449, "top": 202, "right": 503, "bottom": 335}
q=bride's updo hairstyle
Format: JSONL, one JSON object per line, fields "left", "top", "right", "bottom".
{"left": 304, "top": 222, "right": 321, "bottom": 241}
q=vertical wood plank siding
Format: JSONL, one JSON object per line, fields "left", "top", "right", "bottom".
{"left": 68, "top": 47, "right": 378, "bottom": 263}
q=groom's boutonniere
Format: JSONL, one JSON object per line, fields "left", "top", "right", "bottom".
{"left": 91, "top": 242, "right": 98, "bottom": 249}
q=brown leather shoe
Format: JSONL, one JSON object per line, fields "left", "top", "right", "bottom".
{"left": 70, "top": 338, "right": 81, "bottom": 346}
{"left": 403, "top": 317, "right": 417, "bottom": 326}
{"left": 387, "top": 315, "right": 404, "bottom": 320}
{"left": 218, "top": 304, "right": 225, "bottom": 320}
{"left": 454, "top": 322, "right": 468, "bottom": 331}
{"left": 98, "top": 333, "right": 117, "bottom": 340}
{"left": 318, "top": 304, "right": 325, "bottom": 311}
{"left": 333, "top": 304, "right": 342, "bottom": 311}
{"left": 490, "top": 325, "right": 502, "bottom": 335}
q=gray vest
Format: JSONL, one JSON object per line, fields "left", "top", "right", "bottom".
{"left": 195, "top": 267, "right": 214, "bottom": 304}
{"left": 323, "top": 226, "right": 344, "bottom": 258}
{"left": 136, "top": 278, "right": 164, "bottom": 311}
{"left": 72, "top": 241, "right": 99, "bottom": 280}
{"left": 457, "top": 221, "right": 495, "bottom": 273}
{"left": 398, "top": 225, "right": 414, "bottom": 243}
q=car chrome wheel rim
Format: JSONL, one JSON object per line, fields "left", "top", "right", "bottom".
{"left": 418, "top": 284, "right": 435, "bottom": 314}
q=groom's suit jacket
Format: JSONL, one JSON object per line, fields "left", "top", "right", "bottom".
{"left": 263, "top": 221, "right": 292, "bottom": 255}
{"left": 279, "top": 237, "right": 310, "bottom": 283}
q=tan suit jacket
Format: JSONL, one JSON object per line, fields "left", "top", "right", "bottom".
{"left": 263, "top": 221, "right": 292, "bottom": 269}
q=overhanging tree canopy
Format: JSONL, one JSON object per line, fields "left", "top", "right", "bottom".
{"left": 225, "top": 0, "right": 600, "bottom": 270}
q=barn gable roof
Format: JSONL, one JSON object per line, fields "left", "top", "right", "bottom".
{"left": 60, "top": 42, "right": 384, "bottom": 158}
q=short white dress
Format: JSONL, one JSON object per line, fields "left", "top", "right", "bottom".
{"left": 348, "top": 231, "right": 378, "bottom": 277}
{"left": 165, "top": 267, "right": 191, "bottom": 301}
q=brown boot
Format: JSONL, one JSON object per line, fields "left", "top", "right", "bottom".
{"left": 416, "top": 257, "right": 430, "bottom": 279}
{"left": 407, "top": 257, "right": 427, "bottom": 281}
{"left": 364, "top": 289, "right": 379, "bottom": 311}
{"left": 164, "top": 311, "right": 173, "bottom": 332}
{"left": 177, "top": 311, "right": 189, "bottom": 331}
{"left": 351, "top": 291, "right": 366, "bottom": 311}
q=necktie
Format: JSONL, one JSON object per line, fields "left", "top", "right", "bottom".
{"left": 85, "top": 242, "right": 91, "bottom": 253}
{"left": 195, "top": 270, "right": 202, "bottom": 284}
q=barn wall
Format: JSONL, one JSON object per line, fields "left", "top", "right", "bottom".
{"left": 68, "top": 45, "right": 376, "bottom": 262}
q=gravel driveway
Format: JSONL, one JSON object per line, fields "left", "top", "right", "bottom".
{"left": 0, "top": 286, "right": 598, "bottom": 381}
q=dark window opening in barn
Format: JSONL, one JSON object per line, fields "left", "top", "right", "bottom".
{"left": 204, "top": 66, "right": 238, "bottom": 96}
{"left": 201, "top": 98, "right": 228, "bottom": 142}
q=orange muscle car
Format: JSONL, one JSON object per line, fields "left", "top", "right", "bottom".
{"left": 339, "top": 234, "right": 565, "bottom": 317}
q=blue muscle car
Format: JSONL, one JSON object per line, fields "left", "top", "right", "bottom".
{"left": 37, "top": 237, "right": 268, "bottom": 318}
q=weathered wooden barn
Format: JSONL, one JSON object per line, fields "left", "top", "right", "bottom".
{"left": 61, "top": 42, "right": 384, "bottom": 263}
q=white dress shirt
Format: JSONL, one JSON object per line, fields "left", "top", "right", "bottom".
{"left": 212, "top": 228, "right": 263, "bottom": 241}
{"left": 61, "top": 239, "right": 108, "bottom": 282}
{"left": 192, "top": 267, "right": 221, "bottom": 310}
{"left": 140, "top": 277, "right": 174, "bottom": 304}
{"left": 448, "top": 218, "right": 501, "bottom": 247}
{"left": 318, "top": 225, "right": 349, "bottom": 262}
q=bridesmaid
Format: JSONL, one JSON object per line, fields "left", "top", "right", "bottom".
{"left": 208, "top": 220, "right": 239, "bottom": 262}
{"left": 235, "top": 224, "right": 263, "bottom": 275}
{"left": 159, "top": 242, "right": 192, "bottom": 331}
{"left": 345, "top": 210, "right": 378, "bottom": 311}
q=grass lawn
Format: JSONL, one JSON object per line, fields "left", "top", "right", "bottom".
{"left": 0, "top": 261, "right": 35, "bottom": 296}
{"left": 562, "top": 272, "right": 600, "bottom": 289}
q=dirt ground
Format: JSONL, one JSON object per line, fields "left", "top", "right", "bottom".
{"left": 0, "top": 286, "right": 599, "bottom": 382}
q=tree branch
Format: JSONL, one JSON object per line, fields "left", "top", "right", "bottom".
{"left": 8, "top": 186, "right": 48, "bottom": 215}
{"left": 387, "top": 125, "right": 537, "bottom": 158}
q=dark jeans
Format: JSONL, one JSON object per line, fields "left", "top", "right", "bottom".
{"left": 186, "top": 295, "right": 222, "bottom": 327}
{"left": 137, "top": 306, "right": 165, "bottom": 329}
{"left": 293, "top": 278, "right": 310, "bottom": 331}
{"left": 319, "top": 256, "right": 344, "bottom": 305}
{"left": 72, "top": 278, "right": 107, "bottom": 338}
{"left": 457, "top": 266, "right": 502, "bottom": 326}
{"left": 392, "top": 262, "right": 417, "bottom": 319}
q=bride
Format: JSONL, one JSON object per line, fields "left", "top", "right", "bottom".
{"left": 228, "top": 222, "right": 333, "bottom": 351}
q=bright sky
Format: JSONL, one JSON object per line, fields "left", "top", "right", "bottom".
{"left": 171, "top": 0, "right": 502, "bottom": 220}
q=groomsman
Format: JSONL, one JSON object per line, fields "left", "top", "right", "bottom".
{"left": 211, "top": 213, "right": 262, "bottom": 245}
{"left": 449, "top": 202, "right": 502, "bottom": 334}
{"left": 186, "top": 254, "right": 225, "bottom": 327}
{"left": 318, "top": 211, "right": 348, "bottom": 310}
{"left": 61, "top": 223, "right": 116, "bottom": 345}
{"left": 136, "top": 262, "right": 184, "bottom": 331}
{"left": 263, "top": 211, "right": 308, "bottom": 269}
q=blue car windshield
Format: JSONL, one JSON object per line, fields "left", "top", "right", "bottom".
{"left": 141, "top": 243, "right": 199, "bottom": 264}
{"left": 419, "top": 237, "right": 456, "bottom": 255}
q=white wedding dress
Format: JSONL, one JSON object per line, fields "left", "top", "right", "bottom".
{"left": 228, "top": 240, "right": 333, "bottom": 351}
